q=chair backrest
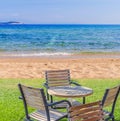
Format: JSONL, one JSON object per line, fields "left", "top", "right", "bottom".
{"left": 18, "top": 84, "right": 50, "bottom": 120}
{"left": 102, "top": 85, "right": 120, "bottom": 113}
{"left": 45, "top": 69, "right": 71, "bottom": 87}
{"left": 68, "top": 101, "right": 104, "bottom": 121}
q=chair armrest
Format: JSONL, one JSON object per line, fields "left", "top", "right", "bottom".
{"left": 47, "top": 100, "right": 71, "bottom": 107}
{"left": 70, "top": 81, "right": 81, "bottom": 86}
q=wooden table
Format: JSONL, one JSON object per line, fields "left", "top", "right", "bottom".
{"left": 48, "top": 86, "right": 93, "bottom": 104}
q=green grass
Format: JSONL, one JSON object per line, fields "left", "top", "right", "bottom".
{"left": 0, "top": 78, "right": 120, "bottom": 121}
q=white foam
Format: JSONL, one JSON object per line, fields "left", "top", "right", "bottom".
{"left": 0, "top": 52, "right": 71, "bottom": 57}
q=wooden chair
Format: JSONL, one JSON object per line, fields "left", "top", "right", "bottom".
{"left": 68, "top": 101, "right": 105, "bottom": 121}
{"left": 44, "top": 69, "right": 84, "bottom": 108}
{"left": 18, "top": 84, "right": 71, "bottom": 121}
{"left": 102, "top": 85, "right": 120, "bottom": 121}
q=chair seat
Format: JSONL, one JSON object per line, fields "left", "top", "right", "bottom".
{"left": 49, "top": 99, "right": 80, "bottom": 109}
{"left": 29, "top": 109, "right": 67, "bottom": 121}
{"left": 68, "top": 99, "right": 81, "bottom": 106}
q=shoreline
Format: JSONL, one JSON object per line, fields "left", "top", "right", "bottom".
{"left": 0, "top": 54, "right": 120, "bottom": 79}
{"left": 0, "top": 52, "right": 120, "bottom": 59}
{"left": 0, "top": 51, "right": 120, "bottom": 58}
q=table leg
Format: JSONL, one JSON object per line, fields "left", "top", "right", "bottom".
{"left": 83, "top": 97, "right": 86, "bottom": 104}
{"left": 50, "top": 95, "right": 53, "bottom": 103}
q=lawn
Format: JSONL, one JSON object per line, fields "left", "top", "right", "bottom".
{"left": 0, "top": 78, "right": 120, "bottom": 121}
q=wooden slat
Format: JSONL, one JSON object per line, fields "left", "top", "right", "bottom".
{"left": 48, "top": 82, "right": 69, "bottom": 87}
{"left": 70, "top": 110, "right": 103, "bottom": 119}
{"left": 48, "top": 80, "right": 69, "bottom": 84}
{"left": 46, "top": 69, "right": 71, "bottom": 88}
{"left": 78, "top": 110, "right": 102, "bottom": 119}
{"left": 108, "top": 86, "right": 119, "bottom": 95}
{"left": 68, "top": 101, "right": 104, "bottom": 121}
{"left": 105, "top": 93, "right": 116, "bottom": 100}
{"left": 47, "top": 75, "right": 69, "bottom": 78}
{"left": 83, "top": 115, "right": 104, "bottom": 121}
{"left": 70, "top": 107, "right": 101, "bottom": 117}
{"left": 30, "top": 111, "right": 47, "bottom": 121}
{"left": 48, "top": 79, "right": 70, "bottom": 84}
{"left": 48, "top": 80, "right": 69, "bottom": 83}
{"left": 47, "top": 72, "right": 69, "bottom": 76}
{"left": 69, "top": 101, "right": 100, "bottom": 111}
{"left": 22, "top": 87, "right": 43, "bottom": 98}
{"left": 104, "top": 95, "right": 116, "bottom": 107}
{"left": 22, "top": 85, "right": 46, "bottom": 110}
{"left": 47, "top": 75, "right": 70, "bottom": 81}
{"left": 48, "top": 83, "right": 69, "bottom": 87}
{"left": 46, "top": 70, "right": 70, "bottom": 78}
{"left": 103, "top": 86, "right": 120, "bottom": 107}
{"left": 26, "top": 100, "right": 45, "bottom": 110}
{"left": 71, "top": 115, "right": 103, "bottom": 121}
{"left": 46, "top": 69, "right": 69, "bottom": 73}
{"left": 47, "top": 76, "right": 69, "bottom": 81}
{"left": 29, "top": 109, "right": 67, "bottom": 121}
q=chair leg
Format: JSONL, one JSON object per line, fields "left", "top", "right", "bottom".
{"left": 105, "top": 115, "right": 114, "bottom": 121}
{"left": 110, "top": 114, "right": 114, "bottom": 121}
{"left": 47, "top": 92, "right": 49, "bottom": 100}
{"left": 50, "top": 95, "right": 54, "bottom": 108}
{"left": 112, "top": 117, "right": 114, "bottom": 121}
{"left": 46, "top": 89, "right": 49, "bottom": 101}
{"left": 50, "top": 95, "right": 53, "bottom": 103}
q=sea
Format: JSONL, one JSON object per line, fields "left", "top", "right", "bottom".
{"left": 0, "top": 24, "right": 120, "bottom": 57}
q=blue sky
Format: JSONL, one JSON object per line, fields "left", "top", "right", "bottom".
{"left": 0, "top": 0, "right": 120, "bottom": 24}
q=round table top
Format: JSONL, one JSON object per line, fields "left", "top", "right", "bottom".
{"left": 48, "top": 86, "right": 93, "bottom": 98}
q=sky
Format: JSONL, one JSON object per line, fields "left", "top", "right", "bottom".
{"left": 0, "top": 0, "right": 120, "bottom": 24}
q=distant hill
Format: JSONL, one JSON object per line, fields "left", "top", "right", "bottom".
{"left": 0, "top": 21, "right": 23, "bottom": 25}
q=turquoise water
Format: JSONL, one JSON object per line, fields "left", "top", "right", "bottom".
{"left": 0, "top": 24, "right": 120, "bottom": 56}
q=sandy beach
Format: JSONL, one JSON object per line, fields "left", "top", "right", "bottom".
{"left": 0, "top": 54, "right": 120, "bottom": 79}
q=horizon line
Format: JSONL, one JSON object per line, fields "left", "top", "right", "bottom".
{"left": 1, "top": 23, "right": 120, "bottom": 25}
